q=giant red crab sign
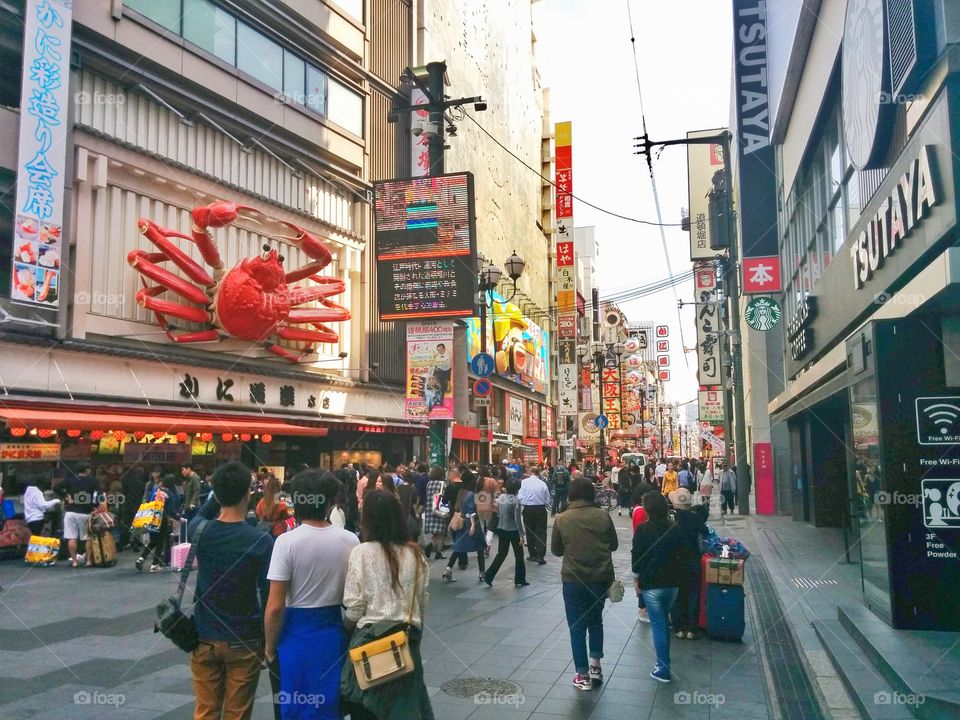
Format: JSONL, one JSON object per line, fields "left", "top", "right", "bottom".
{"left": 128, "top": 202, "right": 350, "bottom": 362}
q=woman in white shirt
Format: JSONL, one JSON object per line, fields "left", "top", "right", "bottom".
{"left": 341, "top": 490, "right": 433, "bottom": 720}
{"left": 24, "top": 475, "right": 60, "bottom": 536}
{"left": 264, "top": 471, "right": 359, "bottom": 720}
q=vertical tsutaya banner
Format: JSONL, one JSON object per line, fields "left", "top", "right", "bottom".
{"left": 694, "top": 261, "right": 723, "bottom": 385}
{"left": 405, "top": 321, "right": 455, "bottom": 421}
{"left": 11, "top": 0, "right": 73, "bottom": 310}
{"left": 732, "top": 0, "right": 778, "bottom": 258}
{"left": 686, "top": 129, "right": 727, "bottom": 260}
{"left": 555, "top": 121, "right": 578, "bottom": 417}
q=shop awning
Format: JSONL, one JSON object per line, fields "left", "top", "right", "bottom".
{"left": 0, "top": 405, "right": 328, "bottom": 436}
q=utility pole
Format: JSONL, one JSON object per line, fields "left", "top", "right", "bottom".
{"left": 388, "top": 62, "right": 486, "bottom": 470}
{"left": 634, "top": 129, "right": 750, "bottom": 513}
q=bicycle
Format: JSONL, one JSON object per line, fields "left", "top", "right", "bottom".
{"left": 593, "top": 483, "right": 619, "bottom": 512}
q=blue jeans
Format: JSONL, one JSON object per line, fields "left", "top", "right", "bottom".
{"left": 642, "top": 587, "right": 679, "bottom": 673}
{"left": 562, "top": 581, "right": 607, "bottom": 674}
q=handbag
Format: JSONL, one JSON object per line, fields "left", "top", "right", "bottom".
{"left": 132, "top": 499, "right": 164, "bottom": 531}
{"left": 607, "top": 579, "right": 625, "bottom": 603}
{"left": 89, "top": 503, "right": 116, "bottom": 534}
{"left": 348, "top": 553, "right": 420, "bottom": 689}
{"left": 432, "top": 483, "right": 450, "bottom": 518}
{"left": 155, "top": 519, "right": 208, "bottom": 653}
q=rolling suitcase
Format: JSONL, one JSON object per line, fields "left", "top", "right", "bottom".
{"left": 706, "top": 584, "right": 745, "bottom": 641}
{"left": 89, "top": 531, "right": 117, "bottom": 567}
{"left": 170, "top": 520, "right": 196, "bottom": 571}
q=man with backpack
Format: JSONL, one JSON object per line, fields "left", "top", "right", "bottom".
{"left": 676, "top": 462, "right": 695, "bottom": 493}
{"left": 552, "top": 465, "right": 571, "bottom": 515}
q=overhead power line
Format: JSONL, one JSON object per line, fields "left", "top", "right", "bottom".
{"left": 457, "top": 110, "right": 686, "bottom": 228}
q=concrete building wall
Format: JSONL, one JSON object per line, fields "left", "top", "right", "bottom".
{"left": 417, "top": 0, "right": 549, "bottom": 313}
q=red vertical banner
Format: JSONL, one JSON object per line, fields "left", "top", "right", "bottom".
{"left": 754, "top": 442, "right": 774, "bottom": 515}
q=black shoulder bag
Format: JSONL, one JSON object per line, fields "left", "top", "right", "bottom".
{"left": 155, "top": 519, "right": 208, "bottom": 653}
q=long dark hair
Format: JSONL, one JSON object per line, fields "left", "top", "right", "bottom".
{"left": 642, "top": 490, "right": 673, "bottom": 535}
{"left": 361, "top": 490, "right": 419, "bottom": 594}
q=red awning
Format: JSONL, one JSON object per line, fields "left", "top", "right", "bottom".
{"left": 452, "top": 425, "right": 492, "bottom": 442}
{"left": 0, "top": 405, "right": 328, "bottom": 437}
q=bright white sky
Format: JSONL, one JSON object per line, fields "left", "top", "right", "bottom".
{"left": 533, "top": 0, "right": 734, "bottom": 414}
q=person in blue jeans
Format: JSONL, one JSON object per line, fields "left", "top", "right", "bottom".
{"left": 551, "top": 478, "right": 619, "bottom": 691}
{"left": 631, "top": 490, "right": 688, "bottom": 683}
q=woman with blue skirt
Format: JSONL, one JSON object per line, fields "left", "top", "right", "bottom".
{"left": 264, "top": 470, "right": 360, "bottom": 719}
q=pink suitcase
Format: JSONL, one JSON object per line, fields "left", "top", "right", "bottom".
{"left": 170, "top": 542, "right": 196, "bottom": 571}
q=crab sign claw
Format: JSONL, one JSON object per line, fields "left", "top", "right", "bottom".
{"left": 192, "top": 201, "right": 263, "bottom": 230}
{"left": 273, "top": 222, "right": 334, "bottom": 282}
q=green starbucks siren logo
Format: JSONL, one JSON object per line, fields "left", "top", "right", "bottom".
{"left": 744, "top": 296, "right": 782, "bottom": 331}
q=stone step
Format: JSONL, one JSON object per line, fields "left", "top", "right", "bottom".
{"left": 815, "top": 619, "right": 913, "bottom": 720}
{"left": 837, "top": 605, "right": 960, "bottom": 720}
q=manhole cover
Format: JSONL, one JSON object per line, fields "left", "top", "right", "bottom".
{"left": 440, "top": 677, "right": 522, "bottom": 699}
{"left": 791, "top": 577, "right": 839, "bottom": 589}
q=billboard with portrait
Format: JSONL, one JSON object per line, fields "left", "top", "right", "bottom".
{"left": 374, "top": 172, "right": 477, "bottom": 320}
{"left": 404, "top": 321, "right": 455, "bottom": 421}
{"left": 466, "top": 292, "right": 550, "bottom": 395}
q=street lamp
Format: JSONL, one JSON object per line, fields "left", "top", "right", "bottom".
{"left": 578, "top": 339, "right": 625, "bottom": 474}
{"left": 477, "top": 252, "right": 525, "bottom": 465}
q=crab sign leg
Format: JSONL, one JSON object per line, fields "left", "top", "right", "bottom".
{"left": 286, "top": 278, "right": 347, "bottom": 306}
{"left": 288, "top": 300, "right": 351, "bottom": 324}
{"left": 136, "top": 286, "right": 210, "bottom": 324}
{"left": 276, "top": 323, "right": 339, "bottom": 344}
{"left": 264, "top": 342, "right": 311, "bottom": 363}
{"left": 137, "top": 219, "right": 214, "bottom": 286}
{"left": 273, "top": 222, "right": 334, "bottom": 283}
{"left": 127, "top": 250, "right": 210, "bottom": 305}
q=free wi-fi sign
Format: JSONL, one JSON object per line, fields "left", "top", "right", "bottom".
{"left": 916, "top": 397, "right": 960, "bottom": 445}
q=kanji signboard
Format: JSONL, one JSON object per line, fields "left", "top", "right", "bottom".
{"left": 694, "top": 260, "right": 722, "bottom": 386}
{"left": 742, "top": 256, "right": 782, "bottom": 294}
{"left": 555, "top": 121, "right": 578, "bottom": 420}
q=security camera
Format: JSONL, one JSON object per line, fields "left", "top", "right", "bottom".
{"left": 338, "top": 351, "right": 348, "bottom": 359}
{"left": 412, "top": 125, "right": 424, "bottom": 137}
{"left": 371, "top": 362, "right": 380, "bottom": 371}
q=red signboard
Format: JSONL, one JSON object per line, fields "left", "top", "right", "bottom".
{"left": 656, "top": 339, "right": 669, "bottom": 352}
{"left": 527, "top": 400, "right": 540, "bottom": 438}
{"left": 544, "top": 406, "right": 554, "bottom": 438}
{"left": 754, "top": 442, "right": 775, "bottom": 514}
{"left": 742, "top": 256, "right": 782, "bottom": 294}
{"left": 656, "top": 325, "right": 669, "bottom": 337}
{"left": 657, "top": 355, "right": 670, "bottom": 367}
{"left": 555, "top": 168, "right": 573, "bottom": 194}
{"left": 557, "top": 193, "right": 573, "bottom": 218}
{"left": 556, "top": 145, "right": 572, "bottom": 169}
{"left": 658, "top": 369, "right": 671, "bottom": 382}
{"left": 556, "top": 241, "right": 574, "bottom": 266}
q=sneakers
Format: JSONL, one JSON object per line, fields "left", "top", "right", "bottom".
{"left": 650, "top": 665, "right": 672, "bottom": 683}
{"left": 149, "top": 563, "right": 163, "bottom": 573}
{"left": 572, "top": 673, "right": 593, "bottom": 691}
{"left": 676, "top": 630, "right": 685, "bottom": 639}
{"left": 442, "top": 567, "right": 454, "bottom": 582}
{"left": 638, "top": 608, "right": 650, "bottom": 623}
{"left": 588, "top": 666, "right": 603, "bottom": 686}
{"left": 135, "top": 557, "right": 145, "bottom": 572}
{"left": 685, "top": 631, "right": 697, "bottom": 640}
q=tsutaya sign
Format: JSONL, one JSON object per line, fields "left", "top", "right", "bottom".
{"left": 851, "top": 146, "right": 938, "bottom": 290}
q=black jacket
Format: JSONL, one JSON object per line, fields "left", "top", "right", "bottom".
{"left": 631, "top": 522, "right": 688, "bottom": 589}
{"left": 673, "top": 509, "right": 708, "bottom": 565}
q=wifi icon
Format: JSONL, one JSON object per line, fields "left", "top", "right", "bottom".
{"left": 917, "top": 397, "right": 960, "bottom": 445}
{"left": 926, "top": 404, "right": 960, "bottom": 433}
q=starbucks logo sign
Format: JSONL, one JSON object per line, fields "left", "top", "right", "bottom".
{"left": 842, "top": 0, "right": 892, "bottom": 170}
{"left": 744, "top": 296, "right": 782, "bottom": 331}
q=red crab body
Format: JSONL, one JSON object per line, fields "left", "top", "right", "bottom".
{"left": 128, "top": 201, "right": 350, "bottom": 362}
{"left": 213, "top": 252, "right": 291, "bottom": 341}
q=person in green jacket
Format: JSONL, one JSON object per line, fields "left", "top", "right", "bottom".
{"left": 550, "top": 478, "right": 619, "bottom": 692}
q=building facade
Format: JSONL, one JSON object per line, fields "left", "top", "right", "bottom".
{"left": 0, "top": 0, "right": 426, "bottom": 487}
{"left": 744, "top": 0, "right": 960, "bottom": 630}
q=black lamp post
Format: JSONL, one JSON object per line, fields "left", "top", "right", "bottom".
{"left": 477, "top": 251, "right": 525, "bottom": 465}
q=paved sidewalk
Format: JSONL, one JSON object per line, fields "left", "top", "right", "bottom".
{"left": 0, "top": 504, "right": 776, "bottom": 720}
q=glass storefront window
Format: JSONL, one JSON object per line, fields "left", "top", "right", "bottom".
{"left": 327, "top": 76, "right": 364, "bottom": 136}
{"left": 183, "top": 0, "right": 235, "bottom": 64}
{"left": 126, "top": 0, "right": 180, "bottom": 32}
{"left": 850, "top": 376, "right": 888, "bottom": 612}
{"left": 237, "top": 21, "right": 283, "bottom": 90}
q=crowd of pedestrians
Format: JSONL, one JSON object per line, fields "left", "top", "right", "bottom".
{"left": 15, "top": 452, "right": 735, "bottom": 715}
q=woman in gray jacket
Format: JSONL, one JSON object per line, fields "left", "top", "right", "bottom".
{"left": 482, "top": 477, "right": 528, "bottom": 587}
{"left": 550, "top": 478, "right": 619, "bottom": 691}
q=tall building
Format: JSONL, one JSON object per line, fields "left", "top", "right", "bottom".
{"left": 0, "top": 0, "right": 433, "bottom": 478}
{"left": 733, "top": 0, "right": 960, "bottom": 630}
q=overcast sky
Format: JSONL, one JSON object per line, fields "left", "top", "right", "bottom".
{"left": 533, "top": 0, "right": 734, "bottom": 414}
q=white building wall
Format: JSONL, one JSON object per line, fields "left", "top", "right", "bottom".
{"left": 418, "top": 0, "right": 549, "bottom": 312}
